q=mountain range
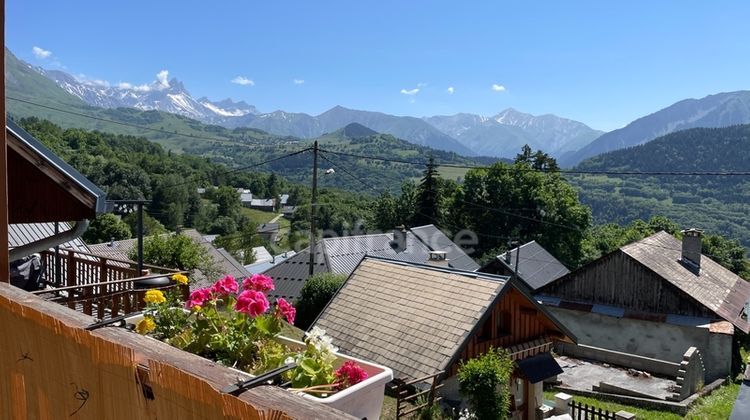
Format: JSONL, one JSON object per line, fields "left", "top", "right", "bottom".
{"left": 17, "top": 49, "right": 600, "bottom": 158}
{"left": 563, "top": 90, "right": 750, "bottom": 166}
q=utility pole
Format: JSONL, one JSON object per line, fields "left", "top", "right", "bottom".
{"left": 511, "top": 240, "right": 521, "bottom": 281}
{"left": 308, "top": 141, "right": 318, "bottom": 276}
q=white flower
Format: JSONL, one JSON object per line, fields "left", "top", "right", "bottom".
{"left": 305, "top": 326, "right": 326, "bottom": 341}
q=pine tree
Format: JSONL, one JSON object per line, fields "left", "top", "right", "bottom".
{"left": 413, "top": 156, "right": 441, "bottom": 227}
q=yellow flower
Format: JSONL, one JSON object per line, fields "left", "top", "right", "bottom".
{"left": 135, "top": 317, "right": 156, "bottom": 334}
{"left": 144, "top": 289, "right": 166, "bottom": 304}
{"left": 191, "top": 305, "right": 202, "bottom": 312}
{"left": 171, "top": 273, "right": 189, "bottom": 285}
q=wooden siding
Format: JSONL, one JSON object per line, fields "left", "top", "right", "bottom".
{"left": 447, "top": 287, "right": 568, "bottom": 376}
{"left": 7, "top": 146, "right": 94, "bottom": 223}
{"left": 541, "top": 251, "right": 713, "bottom": 318}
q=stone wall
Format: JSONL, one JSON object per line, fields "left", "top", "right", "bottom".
{"left": 547, "top": 307, "right": 731, "bottom": 381}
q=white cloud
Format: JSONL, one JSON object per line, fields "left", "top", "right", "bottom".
{"left": 231, "top": 76, "right": 255, "bottom": 86}
{"left": 400, "top": 88, "right": 419, "bottom": 95}
{"left": 293, "top": 79, "right": 305, "bottom": 85}
{"left": 447, "top": 86, "right": 455, "bottom": 95}
{"left": 117, "top": 82, "right": 132, "bottom": 89}
{"left": 491, "top": 83, "right": 506, "bottom": 92}
{"left": 132, "top": 84, "right": 152, "bottom": 92}
{"left": 417, "top": 82, "right": 428, "bottom": 88}
{"left": 155, "top": 70, "right": 170, "bottom": 89}
{"left": 32, "top": 46, "right": 52, "bottom": 59}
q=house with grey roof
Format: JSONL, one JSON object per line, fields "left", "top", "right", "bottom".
{"left": 256, "top": 223, "right": 280, "bottom": 243}
{"left": 313, "top": 257, "right": 576, "bottom": 418}
{"left": 263, "top": 225, "right": 479, "bottom": 302}
{"left": 538, "top": 229, "right": 750, "bottom": 385}
{"left": 479, "top": 240, "right": 569, "bottom": 292}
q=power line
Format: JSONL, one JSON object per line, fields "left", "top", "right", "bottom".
{"left": 319, "top": 151, "right": 582, "bottom": 234}
{"left": 318, "top": 148, "right": 750, "bottom": 177}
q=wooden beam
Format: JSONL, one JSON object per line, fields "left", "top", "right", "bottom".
{"left": 0, "top": 2, "right": 8, "bottom": 282}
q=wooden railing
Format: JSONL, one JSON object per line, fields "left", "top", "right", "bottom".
{"left": 395, "top": 371, "right": 444, "bottom": 419}
{"left": 35, "top": 248, "right": 187, "bottom": 319}
{"left": 32, "top": 273, "right": 189, "bottom": 319}
{"left": 39, "top": 248, "right": 176, "bottom": 289}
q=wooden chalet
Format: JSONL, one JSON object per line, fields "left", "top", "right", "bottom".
{"left": 0, "top": 121, "right": 349, "bottom": 418}
{"left": 313, "top": 257, "right": 576, "bottom": 419}
{"left": 538, "top": 230, "right": 750, "bottom": 382}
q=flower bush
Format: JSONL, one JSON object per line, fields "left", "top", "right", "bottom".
{"left": 138, "top": 273, "right": 367, "bottom": 397}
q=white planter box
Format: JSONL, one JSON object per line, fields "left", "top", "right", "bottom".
{"left": 125, "top": 313, "right": 392, "bottom": 419}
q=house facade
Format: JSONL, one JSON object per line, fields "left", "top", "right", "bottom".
{"left": 313, "top": 257, "right": 576, "bottom": 419}
{"left": 538, "top": 230, "right": 750, "bottom": 382}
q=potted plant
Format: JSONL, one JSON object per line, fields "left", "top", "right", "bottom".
{"left": 130, "top": 273, "right": 392, "bottom": 419}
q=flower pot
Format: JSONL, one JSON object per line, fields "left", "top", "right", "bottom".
{"left": 125, "top": 313, "right": 393, "bottom": 419}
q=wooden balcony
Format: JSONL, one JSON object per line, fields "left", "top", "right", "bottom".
{"left": 33, "top": 248, "right": 187, "bottom": 319}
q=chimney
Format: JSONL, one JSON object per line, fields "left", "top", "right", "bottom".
{"left": 504, "top": 250, "right": 512, "bottom": 264}
{"left": 389, "top": 226, "right": 408, "bottom": 253}
{"left": 681, "top": 228, "right": 703, "bottom": 270}
{"left": 427, "top": 250, "right": 449, "bottom": 266}
{"left": 109, "top": 237, "right": 115, "bottom": 247}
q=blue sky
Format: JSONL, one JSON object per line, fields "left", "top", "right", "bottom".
{"left": 7, "top": 1, "right": 750, "bottom": 130}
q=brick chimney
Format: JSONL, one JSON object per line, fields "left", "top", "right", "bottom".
{"left": 681, "top": 228, "right": 703, "bottom": 270}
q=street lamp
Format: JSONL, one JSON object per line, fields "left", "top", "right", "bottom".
{"left": 108, "top": 199, "right": 150, "bottom": 276}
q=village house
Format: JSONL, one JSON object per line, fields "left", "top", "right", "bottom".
{"left": 537, "top": 229, "right": 750, "bottom": 384}
{"left": 480, "top": 240, "right": 570, "bottom": 292}
{"left": 256, "top": 222, "right": 280, "bottom": 243}
{"left": 313, "top": 256, "right": 577, "bottom": 420}
{"left": 263, "top": 224, "right": 480, "bottom": 302}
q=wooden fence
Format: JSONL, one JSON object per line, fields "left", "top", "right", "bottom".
{"left": 569, "top": 400, "right": 618, "bottom": 420}
{"left": 395, "top": 371, "right": 444, "bottom": 419}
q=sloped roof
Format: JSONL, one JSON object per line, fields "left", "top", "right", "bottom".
{"left": 410, "top": 225, "right": 480, "bottom": 271}
{"left": 264, "top": 227, "right": 480, "bottom": 302}
{"left": 252, "top": 246, "right": 273, "bottom": 264}
{"left": 257, "top": 223, "right": 279, "bottom": 233}
{"left": 313, "top": 258, "right": 508, "bottom": 380}
{"left": 87, "top": 238, "right": 138, "bottom": 260}
{"left": 245, "top": 250, "right": 296, "bottom": 274}
{"left": 621, "top": 231, "right": 750, "bottom": 333}
{"left": 9, "top": 222, "right": 91, "bottom": 254}
{"left": 489, "top": 241, "right": 570, "bottom": 290}
{"left": 266, "top": 244, "right": 329, "bottom": 301}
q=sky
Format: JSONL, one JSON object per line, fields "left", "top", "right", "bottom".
{"left": 7, "top": 1, "right": 750, "bottom": 131}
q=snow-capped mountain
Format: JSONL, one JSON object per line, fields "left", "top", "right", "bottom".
{"left": 39, "top": 67, "right": 257, "bottom": 123}
{"left": 424, "top": 109, "right": 604, "bottom": 159}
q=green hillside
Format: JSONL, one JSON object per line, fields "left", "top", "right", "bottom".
{"left": 569, "top": 125, "right": 750, "bottom": 246}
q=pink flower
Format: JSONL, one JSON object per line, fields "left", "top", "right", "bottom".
{"left": 335, "top": 361, "right": 368, "bottom": 390}
{"left": 242, "top": 274, "right": 275, "bottom": 293}
{"left": 275, "top": 298, "right": 296, "bottom": 325}
{"left": 186, "top": 288, "right": 211, "bottom": 309}
{"left": 235, "top": 290, "right": 270, "bottom": 317}
{"left": 211, "top": 275, "right": 239, "bottom": 296}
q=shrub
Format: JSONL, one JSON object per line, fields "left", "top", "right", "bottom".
{"left": 458, "top": 348, "right": 514, "bottom": 420}
{"left": 295, "top": 273, "right": 346, "bottom": 330}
